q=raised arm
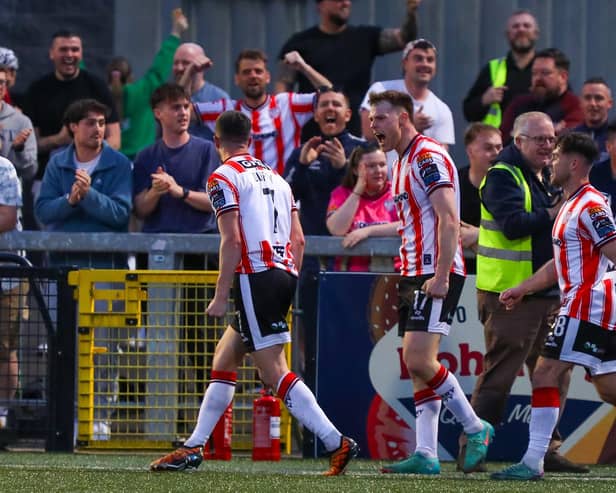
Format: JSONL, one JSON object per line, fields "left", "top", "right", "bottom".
{"left": 281, "top": 51, "right": 332, "bottom": 90}
{"left": 377, "top": 0, "right": 420, "bottom": 54}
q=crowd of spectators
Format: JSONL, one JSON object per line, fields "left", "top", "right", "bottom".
{"left": 0, "top": 2, "right": 610, "bottom": 271}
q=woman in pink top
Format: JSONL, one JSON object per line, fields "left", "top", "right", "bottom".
{"left": 326, "top": 144, "right": 400, "bottom": 272}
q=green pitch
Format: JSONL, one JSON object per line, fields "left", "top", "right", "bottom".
{"left": 1, "top": 453, "right": 616, "bottom": 493}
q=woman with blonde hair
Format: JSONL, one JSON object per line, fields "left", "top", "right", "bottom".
{"left": 326, "top": 143, "right": 400, "bottom": 271}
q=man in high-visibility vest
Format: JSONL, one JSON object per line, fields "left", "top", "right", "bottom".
{"left": 461, "top": 111, "right": 589, "bottom": 473}
{"left": 463, "top": 10, "right": 539, "bottom": 127}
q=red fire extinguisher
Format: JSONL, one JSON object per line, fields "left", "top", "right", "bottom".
{"left": 252, "top": 390, "right": 281, "bottom": 461}
{"left": 203, "top": 404, "right": 233, "bottom": 460}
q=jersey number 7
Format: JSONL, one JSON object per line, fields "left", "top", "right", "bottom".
{"left": 262, "top": 187, "right": 279, "bottom": 233}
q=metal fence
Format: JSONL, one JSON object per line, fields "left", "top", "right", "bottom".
{"left": 0, "top": 232, "right": 400, "bottom": 452}
{"left": 68, "top": 268, "right": 293, "bottom": 453}
{"left": 0, "top": 253, "right": 75, "bottom": 451}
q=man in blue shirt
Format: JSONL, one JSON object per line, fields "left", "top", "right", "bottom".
{"left": 133, "top": 82, "right": 219, "bottom": 235}
{"left": 133, "top": 82, "right": 220, "bottom": 401}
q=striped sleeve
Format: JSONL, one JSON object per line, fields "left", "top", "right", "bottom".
{"left": 207, "top": 172, "right": 239, "bottom": 217}
{"left": 581, "top": 201, "right": 616, "bottom": 249}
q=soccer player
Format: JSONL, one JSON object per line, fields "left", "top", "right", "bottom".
{"left": 367, "top": 90, "right": 493, "bottom": 475}
{"left": 493, "top": 132, "right": 616, "bottom": 481}
{"left": 149, "top": 110, "right": 357, "bottom": 475}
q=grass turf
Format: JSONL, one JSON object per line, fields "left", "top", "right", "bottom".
{"left": 1, "top": 453, "right": 616, "bottom": 493}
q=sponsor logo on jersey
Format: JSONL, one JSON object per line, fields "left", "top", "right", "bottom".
{"left": 207, "top": 181, "right": 226, "bottom": 209}
{"left": 419, "top": 162, "right": 440, "bottom": 186}
{"left": 589, "top": 206, "right": 608, "bottom": 220}
{"left": 393, "top": 191, "right": 409, "bottom": 203}
{"left": 592, "top": 216, "right": 616, "bottom": 238}
{"left": 423, "top": 254, "right": 432, "bottom": 265}
{"left": 417, "top": 152, "right": 434, "bottom": 166}
{"left": 252, "top": 130, "right": 278, "bottom": 141}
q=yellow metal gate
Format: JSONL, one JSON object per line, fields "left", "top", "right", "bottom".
{"left": 68, "top": 270, "right": 292, "bottom": 453}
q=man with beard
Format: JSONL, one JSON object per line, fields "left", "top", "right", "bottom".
{"left": 172, "top": 42, "right": 230, "bottom": 141}
{"left": 573, "top": 77, "right": 613, "bottom": 155}
{"left": 463, "top": 10, "right": 539, "bottom": 128}
{"left": 500, "top": 48, "right": 583, "bottom": 142}
{"left": 493, "top": 132, "right": 616, "bottom": 481}
{"left": 192, "top": 49, "right": 331, "bottom": 175}
{"left": 368, "top": 90, "right": 493, "bottom": 475}
{"left": 360, "top": 38, "right": 454, "bottom": 156}
{"left": 275, "top": 0, "right": 421, "bottom": 137}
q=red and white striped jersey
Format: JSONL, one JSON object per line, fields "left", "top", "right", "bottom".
{"left": 194, "top": 93, "right": 315, "bottom": 174}
{"left": 207, "top": 153, "right": 299, "bottom": 276}
{"left": 553, "top": 184, "right": 616, "bottom": 329}
{"left": 391, "top": 134, "right": 466, "bottom": 277}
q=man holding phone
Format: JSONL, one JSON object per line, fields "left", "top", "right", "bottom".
{"left": 282, "top": 86, "right": 365, "bottom": 374}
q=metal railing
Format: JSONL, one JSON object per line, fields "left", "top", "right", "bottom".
{"left": 0, "top": 231, "right": 403, "bottom": 269}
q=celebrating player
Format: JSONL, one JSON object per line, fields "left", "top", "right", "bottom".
{"left": 368, "top": 90, "right": 493, "bottom": 475}
{"left": 493, "top": 132, "right": 616, "bottom": 480}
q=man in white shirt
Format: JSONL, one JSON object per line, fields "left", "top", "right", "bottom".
{"left": 360, "top": 38, "right": 454, "bottom": 155}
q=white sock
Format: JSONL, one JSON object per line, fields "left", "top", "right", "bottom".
{"left": 522, "top": 387, "right": 560, "bottom": 471}
{"left": 428, "top": 364, "right": 482, "bottom": 434}
{"left": 413, "top": 388, "right": 442, "bottom": 458}
{"left": 184, "top": 370, "right": 236, "bottom": 448}
{"left": 277, "top": 372, "right": 341, "bottom": 451}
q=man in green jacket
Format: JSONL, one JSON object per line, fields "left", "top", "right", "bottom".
{"left": 106, "top": 8, "right": 188, "bottom": 159}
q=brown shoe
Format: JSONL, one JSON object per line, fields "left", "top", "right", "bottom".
{"left": 543, "top": 450, "right": 590, "bottom": 473}
{"left": 149, "top": 445, "right": 203, "bottom": 471}
{"left": 323, "top": 436, "right": 359, "bottom": 476}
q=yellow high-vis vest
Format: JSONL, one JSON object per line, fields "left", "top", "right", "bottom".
{"left": 476, "top": 163, "right": 533, "bottom": 292}
{"left": 482, "top": 57, "right": 507, "bottom": 128}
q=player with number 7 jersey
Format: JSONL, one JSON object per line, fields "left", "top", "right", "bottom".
{"left": 149, "top": 111, "right": 358, "bottom": 475}
{"left": 207, "top": 153, "right": 299, "bottom": 276}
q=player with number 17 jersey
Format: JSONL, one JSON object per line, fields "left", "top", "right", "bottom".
{"left": 392, "top": 134, "right": 466, "bottom": 278}
{"left": 207, "top": 153, "right": 298, "bottom": 276}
